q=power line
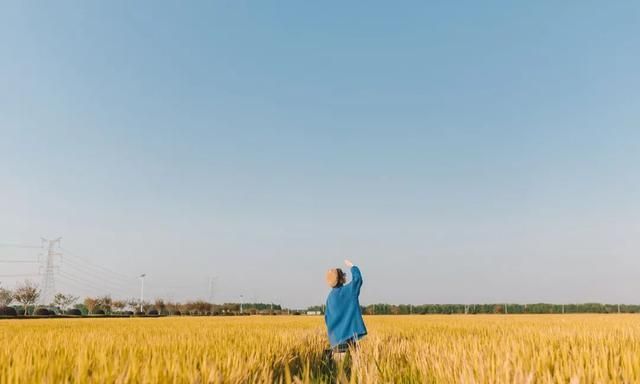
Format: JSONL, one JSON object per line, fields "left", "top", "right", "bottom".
{"left": 60, "top": 248, "right": 210, "bottom": 298}
{"left": 57, "top": 274, "right": 126, "bottom": 298}
{"left": 2, "top": 241, "right": 211, "bottom": 301}
{"left": 142, "top": 277, "right": 208, "bottom": 288}
{"left": 60, "top": 247, "right": 136, "bottom": 281}
{"left": 0, "top": 273, "right": 42, "bottom": 278}
{"left": 56, "top": 274, "right": 103, "bottom": 293}
{"left": 59, "top": 266, "right": 133, "bottom": 293}
{"left": 58, "top": 271, "right": 132, "bottom": 297}
{"left": 0, "top": 243, "right": 42, "bottom": 249}
{"left": 45, "top": 245, "right": 152, "bottom": 299}
{"left": 60, "top": 263, "right": 136, "bottom": 294}
{"left": 61, "top": 257, "right": 136, "bottom": 286}
{"left": 57, "top": 274, "right": 113, "bottom": 294}
{"left": 64, "top": 254, "right": 134, "bottom": 282}
{"left": 0, "top": 239, "right": 136, "bottom": 298}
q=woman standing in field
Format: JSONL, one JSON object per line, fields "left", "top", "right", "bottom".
{"left": 324, "top": 259, "right": 367, "bottom": 354}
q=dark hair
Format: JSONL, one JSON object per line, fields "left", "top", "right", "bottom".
{"left": 334, "top": 268, "right": 346, "bottom": 288}
{"left": 326, "top": 268, "right": 347, "bottom": 288}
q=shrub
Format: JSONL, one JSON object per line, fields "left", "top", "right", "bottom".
{"left": 134, "top": 311, "right": 145, "bottom": 316}
{"left": 0, "top": 306, "right": 18, "bottom": 316}
{"left": 92, "top": 309, "right": 105, "bottom": 315}
{"left": 147, "top": 309, "right": 159, "bottom": 315}
{"left": 34, "top": 308, "right": 51, "bottom": 316}
{"left": 172, "top": 310, "right": 182, "bottom": 316}
{"left": 65, "top": 308, "right": 82, "bottom": 316}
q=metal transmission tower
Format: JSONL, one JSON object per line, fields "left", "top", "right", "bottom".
{"left": 139, "top": 274, "right": 146, "bottom": 312}
{"left": 40, "top": 237, "right": 62, "bottom": 305}
{"left": 208, "top": 276, "right": 217, "bottom": 303}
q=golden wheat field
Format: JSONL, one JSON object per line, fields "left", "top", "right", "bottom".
{"left": 2, "top": 315, "right": 640, "bottom": 383}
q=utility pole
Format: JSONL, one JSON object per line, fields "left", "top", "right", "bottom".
{"left": 240, "top": 294, "right": 244, "bottom": 314}
{"left": 208, "top": 276, "right": 217, "bottom": 303}
{"left": 40, "top": 237, "right": 62, "bottom": 306}
{"left": 505, "top": 303, "right": 508, "bottom": 314}
{"left": 139, "top": 274, "right": 146, "bottom": 312}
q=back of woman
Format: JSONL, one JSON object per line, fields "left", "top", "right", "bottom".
{"left": 324, "top": 260, "right": 367, "bottom": 350}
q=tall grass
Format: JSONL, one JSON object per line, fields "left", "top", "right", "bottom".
{"left": 2, "top": 315, "right": 640, "bottom": 383}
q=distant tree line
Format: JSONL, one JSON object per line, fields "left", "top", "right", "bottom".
{"left": 1, "top": 279, "right": 289, "bottom": 317}
{"left": 5, "top": 280, "right": 640, "bottom": 318}
{"left": 307, "top": 303, "right": 640, "bottom": 315}
{"left": 73, "top": 299, "right": 284, "bottom": 316}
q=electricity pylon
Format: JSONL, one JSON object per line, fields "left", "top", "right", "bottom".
{"left": 40, "top": 237, "right": 62, "bottom": 305}
{"left": 208, "top": 276, "right": 217, "bottom": 303}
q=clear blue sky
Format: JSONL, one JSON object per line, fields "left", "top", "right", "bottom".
{"left": 1, "top": 1, "right": 639, "bottom": 308}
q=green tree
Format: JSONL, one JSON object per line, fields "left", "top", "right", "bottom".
{"left": 13, "top": 280, "right": 40, "bottom": 315}
{"left": 0, "top": 285, "right": 13, "bottom": 306}
{"left": 112, "top": 300, "right": 126, "bottom": 313}
{"left": 84, "top": 297, "right": 99, "bottom": 314}
{"left": 53, "top": 293, "right": 79, "bottom": 313}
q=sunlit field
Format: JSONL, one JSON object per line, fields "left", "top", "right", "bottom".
{"left": 2, "top": 315, "right": 640, "bottom": 383}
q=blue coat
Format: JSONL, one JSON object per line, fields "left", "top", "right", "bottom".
{"left": 324, "top": 266, "right": 367, "bottom": 347}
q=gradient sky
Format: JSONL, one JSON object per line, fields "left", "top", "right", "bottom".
{"left": 1, "top": 1, "right": 639, "bottom": 308}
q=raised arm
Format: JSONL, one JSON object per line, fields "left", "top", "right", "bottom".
{"left": 345, "top": 259, "right": 362, "bottom": 296}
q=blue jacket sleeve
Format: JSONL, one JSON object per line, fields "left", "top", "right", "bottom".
{"left": 350, "top": 266, "right": 363, "bottom": 297}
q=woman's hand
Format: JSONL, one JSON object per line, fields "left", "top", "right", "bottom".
{"left": 344, "top": 259, "right": 354, "bottom": 268}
